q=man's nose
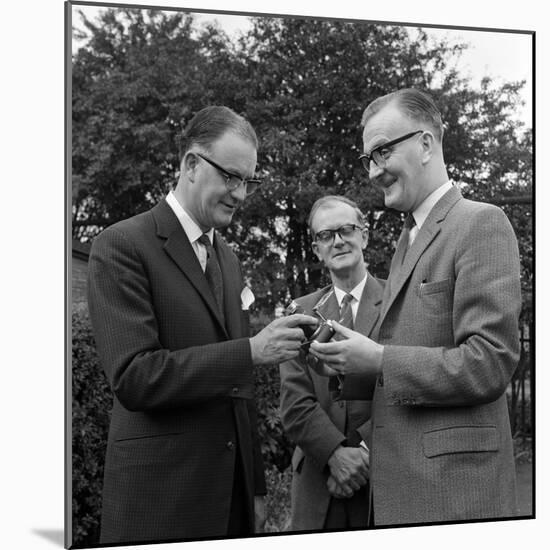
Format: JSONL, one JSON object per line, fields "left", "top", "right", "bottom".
{"left": 333, "top": 232, "right": 345, "bottom": 246}
{"left": 230, "top": 181, "right": 247, "bottom": 202}
{"left": 369, "top": 160, "right": 384, "bottom": 180}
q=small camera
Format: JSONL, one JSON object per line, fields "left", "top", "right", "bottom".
{"left": 284, "top": 300, "right": 336, "bottom": 353}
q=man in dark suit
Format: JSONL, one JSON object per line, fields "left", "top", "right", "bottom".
{"left": 279, "top": 196, "right": 384, "bottom": 531}
{"left": 310, "top": 89, "right": 522, "bottom": 525}
{"left": 87, "top": 106, "right": 316, "bottom": 544}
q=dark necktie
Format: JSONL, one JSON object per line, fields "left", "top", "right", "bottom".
{"left": 339, "top": 292, "right": 355, "bottom": 330}
{"left": 400, "top": 213, "right": 416, "bottom": 264}
{"left": 198, "top": 233, "right": 225, "bottom": 319}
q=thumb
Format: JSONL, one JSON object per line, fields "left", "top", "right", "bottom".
{"left": 331, "top": 320, "right": 355, "bottom": 337}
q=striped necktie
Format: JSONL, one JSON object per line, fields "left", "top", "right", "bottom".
{"left": 339, "top": 292, "right": 354, "bottom": 330}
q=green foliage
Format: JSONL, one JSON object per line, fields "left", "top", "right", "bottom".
{"left": 264, "top": 465, "right": 292, "bottom": 532}
{"left": 72, "top": 9, "right": 532, "bottom": 320}
{"left": 71, "top": 304, "right": 112, "bottom": 547}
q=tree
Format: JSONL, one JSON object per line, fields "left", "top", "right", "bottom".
{"left": 72, "top": 10, "right": 532, "bottom": 318}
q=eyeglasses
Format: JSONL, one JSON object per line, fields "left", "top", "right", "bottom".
{"left": 358, "top": 130, "right": 423, "bottom": 171}
{"left": 314, "top": 224, "right": 363, "bottom": 245}
{"left": 195, "top": 153, "right": 261, "bottom": 196}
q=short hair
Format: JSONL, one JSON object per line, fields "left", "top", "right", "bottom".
{"left": 178, "top": 106, "right": 258, "bottom": 161}
{"left": 361, "top": 88, "right": 444, "bottom": 143}
{"left": 308, "top": 195, "right": 366, "bottom": 236}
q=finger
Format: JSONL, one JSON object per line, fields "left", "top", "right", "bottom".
{"left": 330, "top": 320, "right": 355, "bottom": 338}
{"left": 309, "top": 340, "right": 343, "bottom": 355}
{"left": 284, "top": 314, "right": 318, "bottom": 327}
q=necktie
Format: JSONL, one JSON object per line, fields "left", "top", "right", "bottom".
{"left": 198, "top": 234, "right": 225, "bottom": 319}
{"left": 404, "top": 213, "right": 417, "bottom": 248}
{"left": 339, "top": 293, "right": 354, "bottom": 330}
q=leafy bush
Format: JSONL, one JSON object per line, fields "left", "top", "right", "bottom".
{"left": 264, "top": 465, "right": 292, "bottom": 532}
{"left": 71, "top": 304, "right": 112, "bottom": 547}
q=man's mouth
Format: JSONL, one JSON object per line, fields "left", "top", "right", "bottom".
{"left": 333, "top": 251, "right": 350, "bottom": 258}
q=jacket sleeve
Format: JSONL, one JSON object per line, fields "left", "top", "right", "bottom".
{"left": 87, "top": 225, "right": 254, "bottom": 412}
{"left": 373, "top": 205, "right": 521, "bottom": 407}
{"left": 280, "top": 355, "right": 346, "bottom": 470}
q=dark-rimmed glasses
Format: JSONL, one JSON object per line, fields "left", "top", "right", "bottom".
{"left": 314, "top": 224, "right": 363, "bottom": 245}
{"left": 358, "top": 130, "right": 423, "bottom": 172}
{"left": 196, "top": 153, "right": 261, "bottom": 196}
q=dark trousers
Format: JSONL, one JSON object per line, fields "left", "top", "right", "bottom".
{"left": 227, "top": 451, "right": 250, "bottom": 536}
{"left": 323, "top": 484, "right": 370, "bottom": 529}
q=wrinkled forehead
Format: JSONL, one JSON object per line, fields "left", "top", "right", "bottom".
{"left": 362, "top": 103, "right": 416, "bottom": 152}
{"left": 311, "top": 201, "right": 362, "bottom": 232}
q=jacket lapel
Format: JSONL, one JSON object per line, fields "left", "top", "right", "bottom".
{"left": 214, "top": 235, "right": 244, "bottom": 340}
{"left": 152, "top": 199, "right": 229, "bottom": 337}
{"left": 380, "top": 186, "right": 462, "bottom": 323}
{"left": 316, "top": 289, "right": 339, "bottom": 324}
{"left": 355, "top": 274, "right": 383, "bottom": 338}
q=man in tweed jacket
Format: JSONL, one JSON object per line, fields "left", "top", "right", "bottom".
{"left": 310, "top": 89, "right": 522, "bottom": 526}
{"left": 87, "top": 106, "right": 315, "bottom": 544}
{"left": 280, "top": 196, "right": 384, "bottom": 531}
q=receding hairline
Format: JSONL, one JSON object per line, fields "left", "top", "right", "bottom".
{"left": 308, "top": 196, "right": 365, "bottom": 235}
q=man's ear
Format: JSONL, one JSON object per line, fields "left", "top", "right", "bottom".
{"left": 420, "top": 131, "right": 436, "bottom": 165}
{"left": 312, "top": 241, "right": 322, "bottom": 262}
{"left": 361, "top": 227, "right": 369, "bottom": 250}
{"left": 182, "top": 151, "right": 199, "bottom": 181}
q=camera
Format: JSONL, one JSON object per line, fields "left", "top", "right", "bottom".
{"left": 284, "top": 300, "right": 336, "bottom": 353}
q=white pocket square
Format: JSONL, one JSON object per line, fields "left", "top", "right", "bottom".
{"left": 241, "top": 286, "right": 255, "bottom": 310}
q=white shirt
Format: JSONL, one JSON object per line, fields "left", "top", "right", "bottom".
{"left": 165, "top": 191, "right": 214, "bottom": 272}
{"left": 409, "top": 180, "right": 454, "bottom": 245}
{"left": 333, "top": 272, "right": 368, "bottom": 323}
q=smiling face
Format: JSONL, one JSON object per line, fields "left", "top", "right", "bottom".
{"left": 183, "top": 131, "right": 257, "bottom": 231}
{"left": 311, "top": 201, "right": 368, "bottom": 284}
{"left": 362, "top": 102, "right": 428, "bottom": 213}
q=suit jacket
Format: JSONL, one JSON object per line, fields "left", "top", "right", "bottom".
{"left": 279, "top": 275, "right": 384, "bottom": 531}
{"left": 87, "top": 199, "right": 266, "bottom": 544}
{"left": 339, "top": 186, "right": 522, "bottom": 525}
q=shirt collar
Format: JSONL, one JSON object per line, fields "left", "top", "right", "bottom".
{"left": 333, "top": 272, "right": 368, "bottom": 307}
{"left": 166, "top": 191, "right": 214, "bottom": 244}
{"left": 411, "top": 180, "right": 453, "bottom": 229}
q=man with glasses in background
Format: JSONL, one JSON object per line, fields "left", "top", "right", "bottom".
{"left": 87, "top": 106, "right": 317, "bottom": 544}
{"left": 309, "top": 88, "right": 522, "bottom": 526}
{"left": 280, "top": 196, "right": 384, "bottom": 531}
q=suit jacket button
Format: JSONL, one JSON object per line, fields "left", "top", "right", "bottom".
{"left": 232, "top": 387, "right": 239, "bottom": 394}
{"left": 226, "top": 441, "right": 235, "bottom": 450}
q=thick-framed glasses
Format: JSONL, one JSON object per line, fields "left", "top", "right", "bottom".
{"left": 358, "top": 130, "right": 423, "bottom": 171}
{"left": 314, "top": 224, "right": 363, "bottom": 245}
{"left": 196, "top": 153, "right": 261, "bottom": 195}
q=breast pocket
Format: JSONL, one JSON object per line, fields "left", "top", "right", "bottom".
{"left": 416, "top": 277, "right": 453, "bottom": 316}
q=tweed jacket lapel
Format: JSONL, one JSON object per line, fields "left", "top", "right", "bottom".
{"left": 152, "top": 199, "right": 229, "bottom": 337}
{"left": 381, "top": 186, "right": 463, "bottom": 323}
{"left": 355, "top": 275, "right": 383, "bottom": 339}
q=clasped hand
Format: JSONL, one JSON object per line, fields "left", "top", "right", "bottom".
{"left": 308, "top": 321, "right": 384, "bottom": 376}
{"left": 327, "top": 446, "right": 370, "bottom": 499}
